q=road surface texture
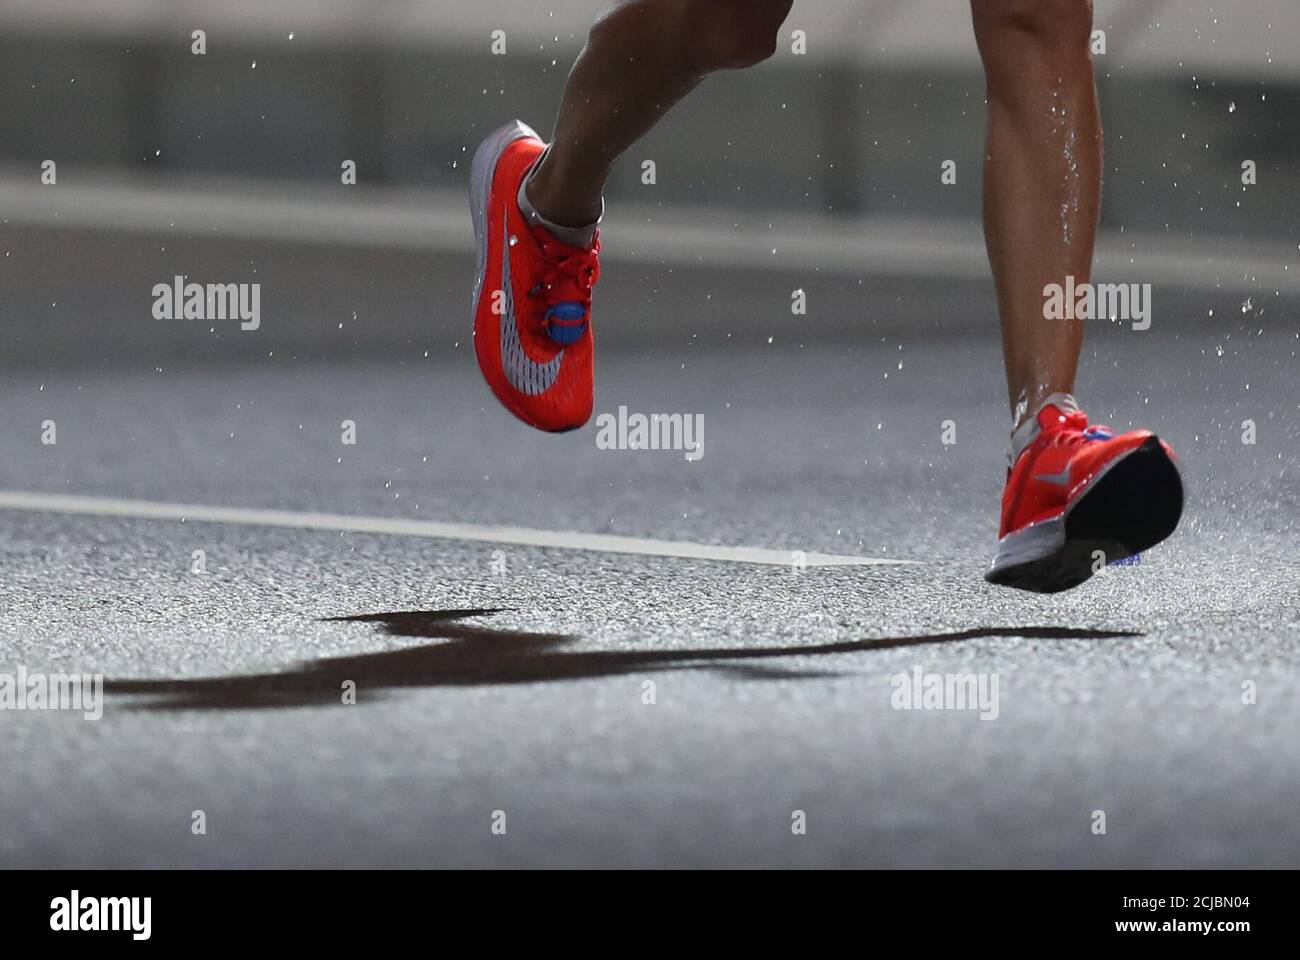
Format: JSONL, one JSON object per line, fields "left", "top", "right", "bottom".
{"left": 0, "top": 314, "right": 1297, "bottom": 868}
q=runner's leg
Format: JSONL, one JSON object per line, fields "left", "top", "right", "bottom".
{"left": 971, "top": 0, "right": 1101, "bottom": 428}
{"left": 526, "top": 0, "right": 796, "bottom": 228}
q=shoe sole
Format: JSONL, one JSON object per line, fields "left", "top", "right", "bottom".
{"left": 985, "top": 437, "right": 1185, "bottom": 594}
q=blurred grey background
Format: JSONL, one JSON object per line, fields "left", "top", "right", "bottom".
{"left": 0, "top": 0, "right": 1297, "bottom": 366}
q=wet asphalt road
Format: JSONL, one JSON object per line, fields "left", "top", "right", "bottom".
{"left": 0, "top": 317, "right": 1297, "bottom": 867}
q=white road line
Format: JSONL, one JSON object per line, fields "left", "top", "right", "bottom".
{"left": 0, "top": 490, "right": 916, "bottom": 568}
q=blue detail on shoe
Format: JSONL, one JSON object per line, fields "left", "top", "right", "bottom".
{"left": 545, "top": 302, "right": 588, "bottom": 344}
{"left": 1083, "top": 425, "right": 1114, "bottom": 441}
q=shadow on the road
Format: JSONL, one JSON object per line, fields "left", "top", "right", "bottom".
{"left": 103, "top": 609, "right": 1142, "bottom": 711}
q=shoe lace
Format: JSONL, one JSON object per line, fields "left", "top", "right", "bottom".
{"left": 1052, "top": 410, "right": 1114, "bottom": 447}
{"left": 529, "top": 236, "right": 601, "bottom": 309}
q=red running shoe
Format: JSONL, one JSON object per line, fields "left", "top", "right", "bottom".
{"left": 986, "top": 395, "right": 1184, "bottom": 593}
{"left": 469, "top": 120, "right": 600, "bottom": 432}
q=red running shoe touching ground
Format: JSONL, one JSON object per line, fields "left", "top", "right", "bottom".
{"left": 469, "top": 120, "right": 600, "bottom": 432}
{"left": 986, "top": 395, "right": 1184, "bottom": 593}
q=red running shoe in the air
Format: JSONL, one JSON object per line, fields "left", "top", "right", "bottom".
{"left": 469, "top": 120, "right": 600, "bottom": 432}
{"left": 986, "top": 395, "right": 1184, "bottom": 593}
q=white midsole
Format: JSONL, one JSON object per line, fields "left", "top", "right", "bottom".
{"left": 987, "top": 444, "right": 1149, "bottom": 576}
{"left": 468, "top": 119, "right": 540, "bottom": 324}
{"left": 988, "top": 514, "right": 1067, "bottom": 575}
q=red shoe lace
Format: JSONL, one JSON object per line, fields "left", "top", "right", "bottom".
{"left": 529, "top": 236, "right": 601, "bottom": 308}
{"left": 1050, "top": 411, "right": 1114, "bottom": 448}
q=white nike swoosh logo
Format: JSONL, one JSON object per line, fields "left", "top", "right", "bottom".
{"left": 499, "top": 216, "right": 562, "bottom": 396}
{"left": 1034, "top": 468, "right": 1072, "bottom": 487}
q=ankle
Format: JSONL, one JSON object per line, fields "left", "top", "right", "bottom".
{"left": 525, "top": 152, "right": 605, "bottom": 230}
{"left": 519, "top": 165, "right": 602, "bottom": 250}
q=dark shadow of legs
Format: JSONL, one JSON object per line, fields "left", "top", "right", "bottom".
{"left": 104, "top": 609, "right": 1142, "bottom": 711}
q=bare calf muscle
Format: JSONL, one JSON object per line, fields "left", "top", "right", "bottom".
{"left": 528, "top": 0, "right": 793, "bottom": 227}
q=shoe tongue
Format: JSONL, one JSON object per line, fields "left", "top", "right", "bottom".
{"left": 1009, "top": 392, "right": 1080, "bottom": 466}
{"left": 1036, "top": 404, "right": 1072, "bottom": 430}
{"left": 528, "top": 218, "right": 592, "bottom": 256}
{"left": 1033, "top": 394, "right": 1081, "bottom": 436}
{"left": 1036, "top": 392, "right": 1080, "bottom": 423}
